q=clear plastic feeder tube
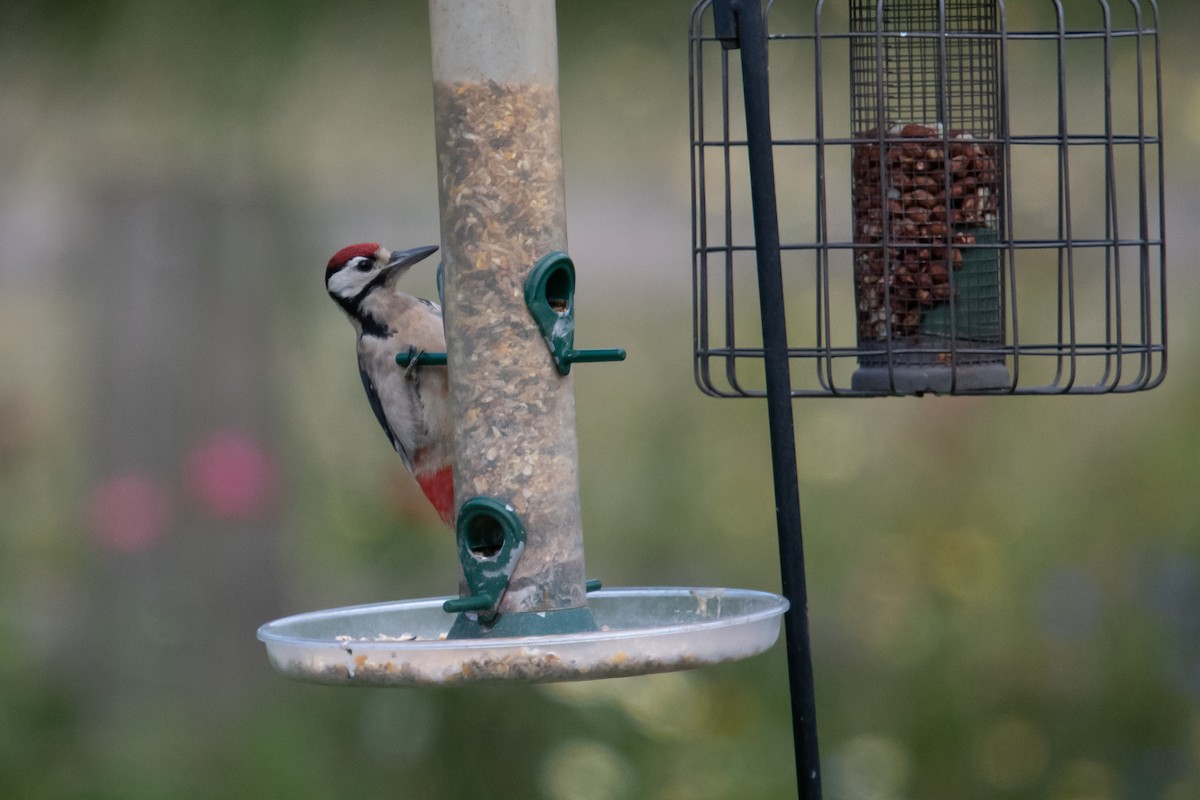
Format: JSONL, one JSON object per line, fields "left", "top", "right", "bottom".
{"left": 429, "top": 0, "right": 586, "bottom": 614}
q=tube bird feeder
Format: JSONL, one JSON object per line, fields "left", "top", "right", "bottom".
{"left": 429, "top": 0, "right": 591, "bottom": 636}
{"left": 259, "top": 0, "right": 789, "bottom": 685}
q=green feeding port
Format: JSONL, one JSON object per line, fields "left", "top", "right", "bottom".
{"left": 525, "top": 251, "right": 627, "bottom": 375}
{"left": 463, "top": 510, "right": 505, "bottom": 558}
{"left": 542, "top": 257, "right": 573, "bottom": 314}
{"left": 444, "top": 496, "right": 526, "bottom": 623}
{"left": 445, "top": 495, "right": 600, "bottom": 639}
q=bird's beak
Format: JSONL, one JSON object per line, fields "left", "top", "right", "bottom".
{"left": 386, "top": 245, "right": 439, "bottom": 271}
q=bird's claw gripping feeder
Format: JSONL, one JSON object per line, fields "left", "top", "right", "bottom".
{"left": 690, "top": 0, "right": 1164, "bottom": 796}
{"left": 258, "top": 0, "right": 790, "bottom": 687}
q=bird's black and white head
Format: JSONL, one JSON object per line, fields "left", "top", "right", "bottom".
{"left": 325, "top": 242, "right": 438, "bottom": 321}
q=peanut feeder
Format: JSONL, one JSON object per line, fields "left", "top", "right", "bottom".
{"left": 689, "top": 1, "right": 1166, "bottom": 797}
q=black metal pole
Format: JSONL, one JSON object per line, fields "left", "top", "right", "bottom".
{"left": 712, "top": 1, "right": 822, "bottom": 797}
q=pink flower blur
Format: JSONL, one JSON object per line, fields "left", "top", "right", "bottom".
{"left": 87, "top": 472, "right": 170, "bottom": 552}
{"left": 184, "top": 430, "right": 276, "bottom": 520}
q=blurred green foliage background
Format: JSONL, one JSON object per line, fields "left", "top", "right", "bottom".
{"left": 0, "top": 1, "right": 1198, "bottom": 798}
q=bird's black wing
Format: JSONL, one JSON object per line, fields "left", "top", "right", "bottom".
{"left": 357, "top": 362, "right": 416, "bottom": 474}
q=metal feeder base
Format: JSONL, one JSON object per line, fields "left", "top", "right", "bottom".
{"left": 851, "top": 362, "right": 1011, "bottom": 394}
{"left": 257, "top": 587, "right": 788, "bottom": 686}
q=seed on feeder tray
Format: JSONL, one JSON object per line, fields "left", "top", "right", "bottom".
{"left": 335, "top": 632, "right": 422, "bottom": 649}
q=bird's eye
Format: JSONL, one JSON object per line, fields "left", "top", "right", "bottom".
{"left": 353, "top": 258, "right": 373, "bottom": 272}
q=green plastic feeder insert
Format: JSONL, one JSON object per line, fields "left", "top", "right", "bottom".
{"left": 525, "top": 251, "right": 627, "bottom": 375}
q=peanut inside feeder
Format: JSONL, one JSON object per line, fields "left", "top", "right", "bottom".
{"left": 852, "top": 123, "right": 999, "bottom": 342}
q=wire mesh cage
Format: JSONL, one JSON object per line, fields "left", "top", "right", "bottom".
{"left": 690, "top": 0, "right": 1166, "bottom": 396}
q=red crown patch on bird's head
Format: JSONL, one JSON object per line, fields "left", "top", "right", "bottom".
{"left": 327, "top": 243, "right": 381, "bottom": 274}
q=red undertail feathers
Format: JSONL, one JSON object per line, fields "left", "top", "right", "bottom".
{"left": 416, "top": 467, "right": 455, "bottom": 527}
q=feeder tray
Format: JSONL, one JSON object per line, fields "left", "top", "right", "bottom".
{"left": 257, "top": 587, "right": 788, "bottom": 686}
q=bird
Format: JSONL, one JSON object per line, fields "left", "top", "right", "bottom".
{"left": 325, "top": 243, "right": 455, "bottom": 526}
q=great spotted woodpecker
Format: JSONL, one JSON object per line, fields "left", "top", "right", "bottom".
{"left": 325, "top": 243, "right": 454, "bottom": 525}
